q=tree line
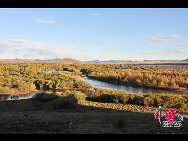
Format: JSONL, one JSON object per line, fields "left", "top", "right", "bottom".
{"left": 87, "top": 89, "right": 188, "bottom": 113}
{"left": 70, "top": 63, "right": 188, "bottom": 91}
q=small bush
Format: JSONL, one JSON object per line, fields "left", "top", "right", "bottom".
{"left": 87, "top": 89, "right": 129, "bottom": 103}
{"left": 97, "top": 94, "right": 116, "bottom": 103}
{"left": 182, "top": 95, "right": 188, "bottom": 104}
{"left": 128, "top": 94, "right": 144, "bottom": 106}
{"left": 144, "top": 97, "right": 154, "bottom": 107}
{"left": 114, "top": 118, "right": 127, "bottom": 132}
{"left": 52, "top": 96, "right": 77, "bottom": 109}
{"left": 119, "top": 94, "right": 129, "bottom": 104}
{"left": 68, "top": 90, "right": 86, "bottom": 101}
{"left": 64, "top": 90, "right": 72, "bottom": 95}
{"left": 33, "top": 92, "right": 59, "bottom": 102}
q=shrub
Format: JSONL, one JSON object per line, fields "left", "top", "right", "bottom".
{"left": 182, "top": 95, "right": 188, "bottom": 104}
{"left": 97, "top": 94, "right": 117, "bottom": 103}
{"left": 148, "top": 94, "right": 187, "bottom": 108}
{"left": 87, "top": 89, "right": 129, "bottom": 103}
{"left": 154, "top": 97, "right": 163, "bottom": 107}
{"left": 113, "top": 118, "right": 127, "bottom": 132}
{"left": 33, "top": 92, "right": 59, "bottom": 102}
{"left": 67, "top": 90, "right": 86, "bottom": 101}
{"left": 163, "top": 95, "right": 187, "bottom": 108}
{"left": 128, "top": 94, "right": 144, "bottom": 106}
{"left": 52, "top": 96, "right": 77, "bottom": 109}
{"left": 144, "top": 96, "right": 154, "bottom": 107}
{"left": 119, "top": 94, "right": 130, "bottom": 104}
{"left": 64, "top": 90, "right": 72, "bottom": 95}
{"left": 88, "top": 90, "right": 101, "bottom": 100}
{"left": 86, "top": 89, "right": 188, "bottom": 109}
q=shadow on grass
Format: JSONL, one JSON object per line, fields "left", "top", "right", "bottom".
{"left": 0, "top": 99, "right": 187, "bottom": 134}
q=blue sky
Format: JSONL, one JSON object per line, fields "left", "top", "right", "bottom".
{"left": 0, "top": 8, "right": 188, "bottom": 61}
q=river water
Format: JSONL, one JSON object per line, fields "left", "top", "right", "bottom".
{"left": 81, "top": 77, "right": 188, "bottom": 95}
{"left": 1, "top": 70, "right": 187, "bottom": 101}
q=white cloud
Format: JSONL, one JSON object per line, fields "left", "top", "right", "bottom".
{"left": 36, "top": 19, "right": 56, "bottom": 24}
{"left": 0, "top": 42, "right": 14, "bottom": 53}
{"left": 28, "top": 44, "right": 94, "bottom": 60}
{"left": 141, "top": 35, "right": 181, "bottom": 42}
{"left": 170, "top": 50, "right": 188, "bottom": 54}
{"left": 8, "top": 39, "right": 34, "bottom": 48}
{"left": 141, "top": 52, "right": 159, "bottom": 54}
{"left": 36, "top": 19, "right": 62, "bottom": 26}
{"left": 168, "top": 35, "right": 181, "bottom": 39}
{"left": 0, "top": 39, "right": 95, "bottom": 60}
{"left": 9, "top": 39, "right": 29, "bottom": 43}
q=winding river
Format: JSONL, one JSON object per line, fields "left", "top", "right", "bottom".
{"left": 1, "top": 70, "right": 187, "bottom": 101}
{"left": 81, "top": 76, "right": 188, "bottom": 95}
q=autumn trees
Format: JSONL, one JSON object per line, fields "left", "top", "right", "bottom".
{"left": 0, "top": 63, "right": 187, "bottom": 95}
{"left": 0, "top": 63, "right": 93, "bottom": 94}
{"left": 35, "top": 71, "right": 93, "bottom": 89}
{"left": 80, "top": 64, "right": 188, "bottom": 91}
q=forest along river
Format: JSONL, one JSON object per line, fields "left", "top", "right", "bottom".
{"left": 80, "top": 76, "right": 188, "bottom": 95}
{"left": 1, "top": 70, "right": 187, "bottom": 101}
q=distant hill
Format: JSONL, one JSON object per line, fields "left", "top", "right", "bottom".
{"left": 0, "top": 58, "right": 188, "bottom": 65}
{"left": 0, "top": 58, "right": 82, "bottom": 63}
{"left": 45, "top": 58, "right": 82, "bottom": 63}
{"left": 84, "top": 59, "right": 188, "bottom": 65}
{"left": 85, "top": 60, "right": 132, "bottom": 63}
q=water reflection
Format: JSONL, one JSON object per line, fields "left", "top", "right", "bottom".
{"left": 0, "top": 88, "right": 89, "bottom": 101}
{"left": 0, "top": 92, "right": 37, "bottom": 101}
{"left": 1, "top": 70, "right": 187, "bottom": 101}
{"left": 44, "top": 70, "right": 188, "bottom": 95}
{"left": 0, "top": 95, "right": 10, "bottom": 101}
{"left": 10, "top": 95, "right": 19, "bottom": 100}
{"left": 81, "top": 78, "right": 188, "bottom": 95}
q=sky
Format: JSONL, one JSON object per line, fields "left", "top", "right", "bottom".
{"left": 0, "top": 8, "right": 188, "bottom": 61}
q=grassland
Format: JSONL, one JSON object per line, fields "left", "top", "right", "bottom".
{"left": 0, "top": 95, "right": 187, "bottom": 134}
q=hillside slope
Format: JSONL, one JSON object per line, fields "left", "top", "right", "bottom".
{"left": 0, "top": 58, "right": 82, "bottom": 63}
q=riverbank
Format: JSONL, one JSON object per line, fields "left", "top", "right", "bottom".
{"left": 0, "top": 90, "right": 37, "bottom": 95}
{"left": 86, "top": 75, "right": 188, "bottom": 94}
{"left": 52, "top": 70, "right": 187, "bottom": 95}
{"left": 39, "top": 68, "right": 188, "bottom": 95}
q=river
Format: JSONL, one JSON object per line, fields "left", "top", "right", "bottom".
{"left": 81, "top": 76, "right": 188, "bottom": 95}
{"left": 1, "top": 70, "right": 187, "bottom": 101}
